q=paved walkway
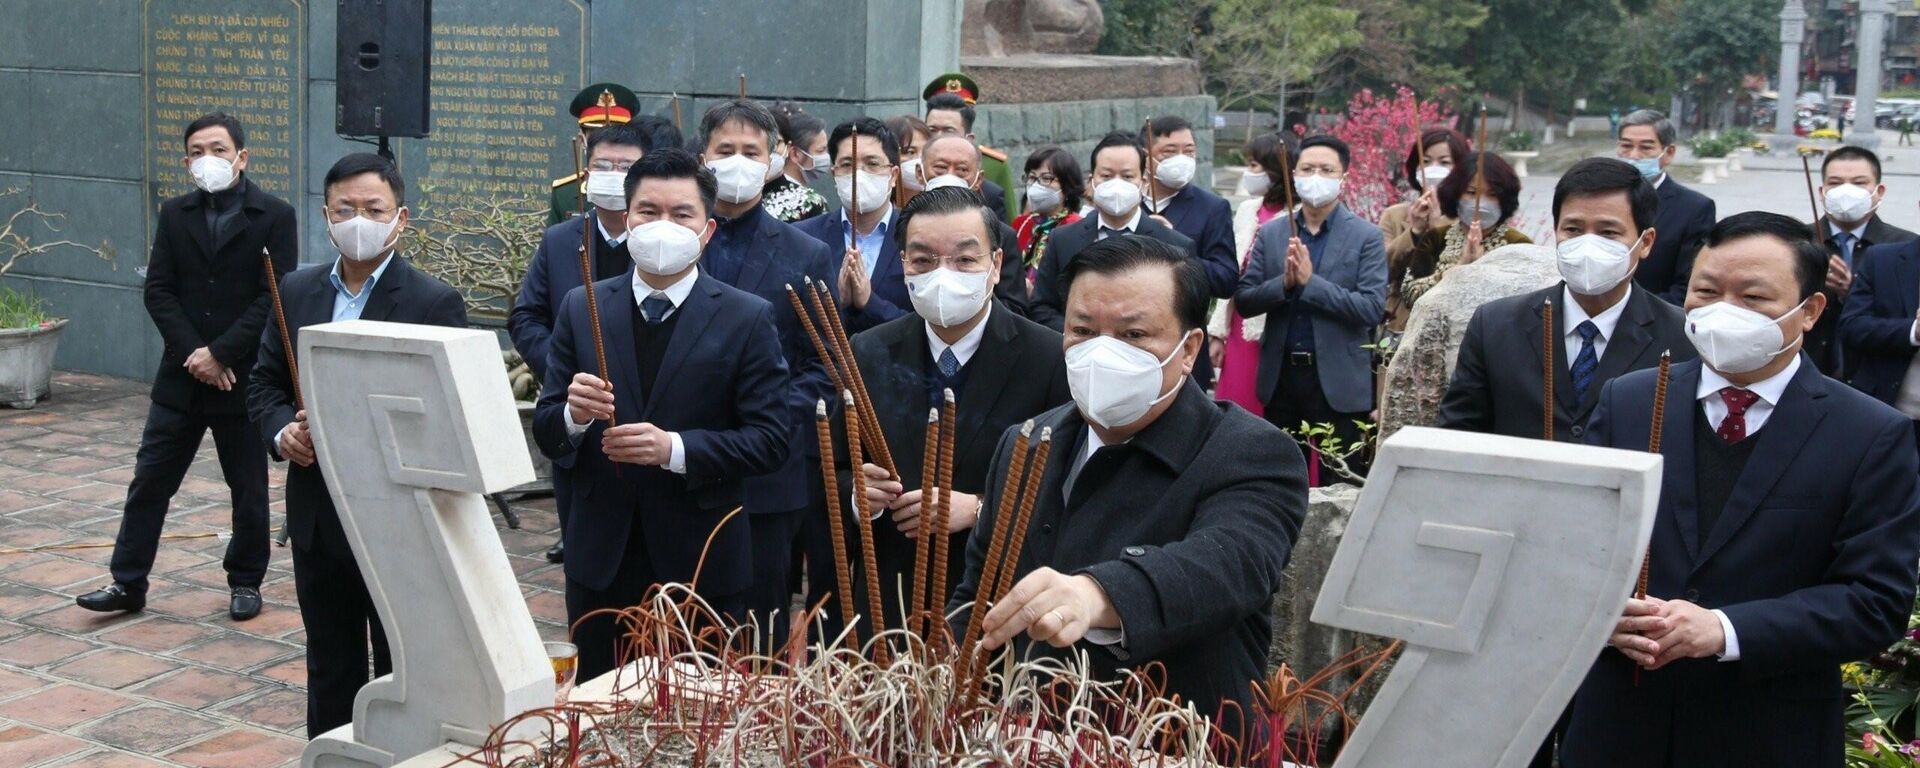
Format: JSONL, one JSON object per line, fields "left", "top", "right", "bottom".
{"left": 0, "top": 373, "right": 569, "bottom": 767}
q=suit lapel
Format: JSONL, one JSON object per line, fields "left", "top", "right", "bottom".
{"left": 644, "top": 274, "right": 723, "bottom": 420}
{"left": 955, "top": 307, "right": 1023, "bottom": 452}
{"left": 181, "top": 194, "right": 215, "bottom": 260}
{"left": 873, "top": 211, "right": 903, "bottom": 288}
{"left": 1583, "top": 289, "right": 1659, "bottom": 418}
{"left": 1692, "top": 362, "right": 1828, "bottom": 568}
{"left": 599, "top": 279, "right": 647, "bottom": 423}
{"left": 361, "top": 257, "right": 409, "bottom": 321}
{"left": 1530, "top": 291, "right": 1580, "bottom": 418}
{"left": 1664, "top": 361, "right": 1705, "bottom": 562}
{"left": 735, "top": 216, "right": 776, "bottom": 294}
{"left": 1901, "top": 243, "right": 1920, "bottom": 319}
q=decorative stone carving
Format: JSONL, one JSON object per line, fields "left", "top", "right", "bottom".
{"left": 962, "top": 0, "right": 1105, "bottom": 56}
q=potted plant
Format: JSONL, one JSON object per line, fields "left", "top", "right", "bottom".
{"left": 1499, "top": 131, "right": 1541, "bottom": 177}
{"left": 1721, "top": 127, "right": 1758, "bottom": 172}
{"left": 0, "top": 188, "right": 113, "bottom": 409}
{"left": 1688, "top": 134, "right": 1736, "bottom": 184}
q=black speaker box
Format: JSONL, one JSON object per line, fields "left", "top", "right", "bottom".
{"left": 335, "top": 0, "right": 431, "bottom": 137}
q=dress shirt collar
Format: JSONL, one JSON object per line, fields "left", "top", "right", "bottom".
{"left": 1099, "top": 207, "right": 1143, "bottom": 235}
{"left": 1652, "top": 173, "right": 1667, "bottom": 189}
{"left": 840, "top": 203, "right": 894, "bottom": 237}
{"left": 631, "top": 267, "right": 700, "bottom": 310}
{"left": 595, "top": 214, "right": 627, "bottom": 247}
{"left": 1829, "top": 218, "right": 1870, "bottom": 241}
{"left": 1697, "top": 354, "right": 1800, "bottom": 409}
{"left": 925, "top": 302, "right": 990, "bottom": 368}
{"left": 716, "top": 202, "right": 767, "bottom": 235}
{"left": 1562, "top": 285, "right": 1632, "bottom": 343}
{"left": 328, "top": 254, "right": 395, "bottom": 302}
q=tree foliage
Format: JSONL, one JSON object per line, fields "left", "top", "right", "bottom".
{"left": 1669, "top": 0, "right": 1779, "bottom": 124}
{"left": 1195, "top": 0, "right": 1361, "bottom": 111}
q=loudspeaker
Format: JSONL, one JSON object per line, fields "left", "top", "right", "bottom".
{"left": 335, "top": 0, "right": 431, "bottom": 138}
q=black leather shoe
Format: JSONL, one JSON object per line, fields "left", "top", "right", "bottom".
{"left": 545, "top": 541, "right": 565, "bottom": 564}
{"left": 75, "top": 584, "right": 145, "bottom": 613}
{"left": 229, "top": 587, "right": 262, "bottom": 621}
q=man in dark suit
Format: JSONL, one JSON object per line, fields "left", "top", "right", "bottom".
{"left": 1030, "top": 132, "right": 1198, "bottom": 332}
{"left": 1809, "top": 146, "right": 1918, "bottom": 376}
{"left": 890, "top": 135, "right": 1032, "bottom": 319}
{"left": 694, "top": 99, "right": 838, "bottom": 634}
{"left": 510, "top": 123, "right": 656, "bottom": 564}
{"left": 924, "top": 89, "right": 1009, "bottom": 221}
{"left": 78, "top": 113, "right": 296, "bottom": 620}
{"left": 1839, "top": 233, "right": 1920, "bottom": 456}
{"left": 533, "top": 149, "right": 790, "bottom": 680}
{"left": 1567, "top": 212, "right": 1920, "bottom": 768}
{"left": 821, "top": 187, "right": 1069, "bottom": 639}
{"left": 1616, "top": 110, "right": 1715, "bottom": 304}
{"left": 795, "top": 117, "right": 910, "bottom": 333}
{"left": 1145, "top": 115, "right": 1239, "bottom": 297}
{"left": 1442, "top": 158, "right": 1694, "bottom": 442}
{"left": 1234, "top": 135, "right": 1387, "bottom": 483}
{"left": 247, "top": 153, "right": 468, "bottom": 738}
{"left": 949, "top": 234, "right": 1305, "bottom": 731}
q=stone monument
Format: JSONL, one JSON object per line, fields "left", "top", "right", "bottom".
{"left": 1848, "top": 0, "right": 1891, "bottom": 149}
{"left": 297, "top": 320, "right": 549, "bottom": 767}
{"left": 1312, "top": 427, "right": 1662, "bottom": 768}
{"left": 962, "top": 0, "right": 1104, "bottom": 56}
{"left": 1379, "top": 245, "right": 1560, "bottom": 440}
{"left": 1771, "top": 1, "right": 1809, "bottom": 154}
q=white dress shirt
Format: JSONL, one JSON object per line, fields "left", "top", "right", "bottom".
{"left": 925, "top": 303, "right": 991, "bottom": 368}
{"left": 596, "top": 215, "right": 627, "bottom": 248}
{"left": 564, "top": 268, "right": 701, "bottom": 474}
{"left": 1692, "top": 354, "right": 1801, "bottom": 661}
{"left": 1562, "top": 286, "right": 1632, "bottom": 370}
{"left": 1096, "top": 208, "right": 1143, "bottom": 239}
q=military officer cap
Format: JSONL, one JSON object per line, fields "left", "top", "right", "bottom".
{"left": 922, "top": 73, "right": 980, "bottom": 105}
{"left": 569, "top": 83, "right": 640, "bottom": 128}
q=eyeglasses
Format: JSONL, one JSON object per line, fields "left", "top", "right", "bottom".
{"left": 326, "top": 205, "right": 397, "bottom": 222}
{"left": 1024, "top": 172, "right": 1059, "bottom": 185}
{"left": 903, "top": 251, "right": 992, "bottom": 274}
{"left": 834, "top": 158, "right": 895, "bottom": 175}
{"left": 588, "top": 159, "right": 635, "bottom": 172}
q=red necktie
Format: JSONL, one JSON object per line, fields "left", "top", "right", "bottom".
{"left": 1716, "top": 387, "right": 1761, "bottom": 444}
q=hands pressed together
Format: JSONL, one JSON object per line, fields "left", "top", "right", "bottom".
{"left": 858, "top": 462, "right": 979, "bottom": 536}
{"left": 1609, "top": 596, "right": 1726, "bottom": 671}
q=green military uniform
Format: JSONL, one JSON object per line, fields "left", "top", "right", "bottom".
{"left": 924, "top": 73, "right": 1019, "bottom": 221}
{"left": 548, "top": 83, "right": 642, "bottom": 225}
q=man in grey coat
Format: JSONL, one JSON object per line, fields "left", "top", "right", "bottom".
{"left": 1233, "top": 135, "right": 1387, "bottom": 482}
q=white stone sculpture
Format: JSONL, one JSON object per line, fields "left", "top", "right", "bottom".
{"left": 297, "top": 320, "right": 549, "bottom": 768}
{"left": 1313, "top": 426, "right": 1661, "bottom": 768}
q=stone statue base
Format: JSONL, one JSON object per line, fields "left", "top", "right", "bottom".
{"left": 961, "top": 54, "right": 1202, "bottom": 104}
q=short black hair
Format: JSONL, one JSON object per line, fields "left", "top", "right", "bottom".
{"left": 631, "top": 114, "right": 684, "bottom": 153}
{"left": 828, "top": 117, "right": 901, "bottom": 165}
{"left": 894, "top": 185, "right": 998, "bottom": 253}
{"left": 699, "top": 99, "right": 778, "bottom": 152}
{"left": 1090, "top": 131, "right": 1148, "bottom": 175}
{"left": 184, "top": 112, "right": 246, "bottom": 150}
{"left": 1438, "top": 151, "right": 1522, "bottom": 228}
{"left": 1063, "top": 234, "right": 1209, "bottom": 332}
{"left": 324, "top": 153, "right": 405, "bottom": 205}
{"left": 622, "top": 148, "right": 718, "bottom": 218}
{"left": 773, "top": 102, "right": 827, "bottom": 149}
{"left": 1243, "top": 131, "right": 1296, "bottom": 210}
{"left": 1702, "top": 211, "right": 1828, "bottom": 301}
{"left": 1553, "top": 157, "right": 1659, "bottom": 234}
{"left": 1822, "top": 145, "right": 1884, "bottom": 184}
{"left": 1024, "top": 145, "right": 1086, "bottom": 212}
{"left": 1146, "top": 115, "right": 1193, "bottom": 142}
{"left": 1299, "top": 135, "right": 1351, "bottom": 171}
{"left": 585, "top": 124, "right": 649, "bottom": 157}
{"left": 925, "top": 92, "right": 976, "bottom": 131}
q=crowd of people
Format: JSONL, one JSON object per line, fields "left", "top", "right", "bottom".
{"left": 63, "top": 71, "right": 1920, "bottom": 766}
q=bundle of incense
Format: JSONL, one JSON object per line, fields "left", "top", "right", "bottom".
{"left": 784, "top": 284, "right": 848, "bottom": 396}
{"left": 846, "top": 389, "right": 889, "bottom": 665}
{"left": 813, "top": 400, "right": 859, "bottom": 649}
{"left": 811, "top": 279, "right": 898, "bottom": 479}
{"left": 261, "top": 248, "right": 300, "bottom": 412}
{"left": 960, "top": 424, "right": 1051, "bottom": 705}
{"left": 910, "top": 407, "right": 940, "bottom": 640}
{"left": 926, "top": 388, "right": 959, "bottom": 647}
{"left": 1542, "top": 298, "right": 1555, "bottom": 441}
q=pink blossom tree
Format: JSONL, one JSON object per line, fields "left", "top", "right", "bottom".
{"left": 1320, "top": 86, "right": 1458, "bottom": 222}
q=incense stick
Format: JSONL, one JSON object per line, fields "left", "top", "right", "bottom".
{"left": 261, "top": 248, "right": 300, "bottom": 412}
{"left": 927, "top": 388, "right": 959, "bottom": 646}
{"left": 1802, "top": 153, "right": 1830, "bottom": 249}
{"left": 573, "top": 130, "right": 614, "bottom": 428}
{"left": 1638, "top": 351, "right": 1672, "bottom": 603}
{"left": 814, "top": 400, "right": 859, "bottom": 650}
{"left": 1542, "top": 298, "right": 1555, "bottom": 442}
{"left": 1471, "top": 100, "right": 1489, "bottom": 229}
{"left": 846, "top": 389, "right": 889, "bottom": 665}
{"left": 813, "top": 280, "right": 897, "bottom": 478}
{"left": 911, "top": 407, "right": 940, "bottom": 639}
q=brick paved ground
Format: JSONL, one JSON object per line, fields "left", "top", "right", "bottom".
{"left": 0, "top": 373, "right": 570, "bottom": 767}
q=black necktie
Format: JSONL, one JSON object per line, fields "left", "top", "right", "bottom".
{"left": 641, "top": 294, "right": 672, "bottom": 324}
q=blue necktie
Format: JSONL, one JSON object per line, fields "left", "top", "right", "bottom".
{"left": 1835, "top": 231, "right": 1858, "bottom": 269}
{"left": 938, "top": 348, "right": 961, "bottom": 379}
{"left": 641, "top": 294, "right": 672, "bottom": 324}
{"left": 1571, "top": 320, "right": 1600, "bottom": 403}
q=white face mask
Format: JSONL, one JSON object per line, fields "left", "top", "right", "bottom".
{"left": 1027, "top": 182, "right": 1063, "bottom": 213}
{"left": 1823, "top": 183, "right": 1876, "bottom": 224}
{"left": 328, "top": 213, "right": 402, "bottom": 263}
{"left": 626, "top": 219, "right": 707, "bottom": 276}
{"left": 1421, "top": 164, "right": 1451, "bottom": 186}
{"left": 706, "top": 154, "right": 770, "bottom": 204}
{"left": 1465, "top": 199, "right": 1503, "bottom": 230}
{"left": 1295, "top": 174, "right": 1343, "bottom": 208}
{"left": 1556, "top": 233, "right": 1638, "bottom": 296}
{"left": 190, "top": 155, "right": 237, "bottom": 194}
{"left": 1092, "top": 177, "right": 1143, "bottom": 218}
{"left": 1239, "top": 171, "right": 1271, "bottom": 198}
{"left": 1066, "top": 331, "right": 1193, "bottom": 429}
{"left": 905, "top": 266, "right": 992, "bottom": 328}
{"left": 834, "top": 170, "right": 894, "bottom": 214}
{"left": 584, "top": 170, "right": 627, "bottom": 211}
{"left": 767, "top": 151, "right": 787, "bottom": 180}
{"left": 1685, "top": 299, "right": 1807, "bottom": 374}
{"left": 1155, "top": 154, "right": 1196, "bottom": 190}
{"left": 925, "top": 173, "right": 972, "bottom": 192}
{"left": 901, "top": 158, "right": 927, "bottom": 192}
